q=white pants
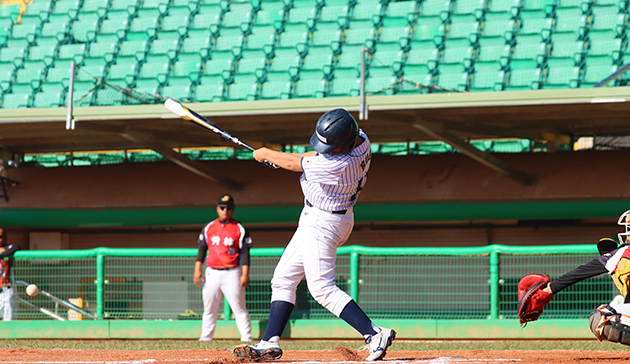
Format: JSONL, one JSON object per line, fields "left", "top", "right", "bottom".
{"left": 201, "top": 266, "right": 251, "bottom": 341}
{"left": 271, "top": 205, "right": 354, "bottom": 317}
{"left": 0, "top": 287, "right": 14, "bottom": 321}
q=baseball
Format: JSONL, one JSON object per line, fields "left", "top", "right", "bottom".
{"left": 26, "top": 284, "right": 39, "bottom": 297}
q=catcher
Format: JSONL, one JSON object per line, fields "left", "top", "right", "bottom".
{"left": 518, "top": 209, "right": 630, "bottom": 345}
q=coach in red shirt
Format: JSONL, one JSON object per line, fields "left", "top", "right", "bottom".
{"left": 194, "top": 194, "right": 252, "bottom": 341}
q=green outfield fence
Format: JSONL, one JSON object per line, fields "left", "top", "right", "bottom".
{"left": 10, "top": 244, "right": 613, "bottom": 323}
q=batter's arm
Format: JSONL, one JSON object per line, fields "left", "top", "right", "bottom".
{"left": 253, "top": 148, "right": 317, "bottom": 172}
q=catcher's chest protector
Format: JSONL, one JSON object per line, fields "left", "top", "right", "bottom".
{"left": 613, "top": 258, "right": 630, "bottom": 297}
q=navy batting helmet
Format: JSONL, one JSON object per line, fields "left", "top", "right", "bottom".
{"left": 309, "top": 109, "right": 359, "bottom": 154}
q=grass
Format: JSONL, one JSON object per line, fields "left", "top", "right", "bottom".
{"left": 1, "top": 339, "right": 630, "bottom": 351}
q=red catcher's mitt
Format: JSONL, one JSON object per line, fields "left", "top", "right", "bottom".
{"left": 517, "top": 274, "right": 555, "bottom": 325}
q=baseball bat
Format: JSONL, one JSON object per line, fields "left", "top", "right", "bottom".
{"left": 163, "top": 98, "right": 279, "bottom": 169}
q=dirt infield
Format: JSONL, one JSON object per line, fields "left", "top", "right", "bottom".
{"left": 2, "top": 347, "right": 630, "bottom": 364}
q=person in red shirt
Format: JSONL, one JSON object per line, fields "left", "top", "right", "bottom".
{"left": 194, "top": 195, "right": 252, "bottom": 341}
{"left": 0, "top": 228, "right": 20, "bottom": 321}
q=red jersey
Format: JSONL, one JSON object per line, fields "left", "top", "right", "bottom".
{"left": 198, "top": 219, "right": 252, "bottom": 269}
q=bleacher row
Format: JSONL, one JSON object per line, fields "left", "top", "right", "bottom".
{"left": 0, "top": 0, "right": 627, "bottom": 109}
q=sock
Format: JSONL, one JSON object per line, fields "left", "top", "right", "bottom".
{"left": 262, "top": 300, "right": 295, "bottom": 342}
{"left": 339, "top": 300, "right": 378, "bottom": 337}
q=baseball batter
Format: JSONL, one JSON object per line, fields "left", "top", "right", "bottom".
{"left": 232, "top": 109, "right": 396, "bottom": 361}
{"left": 0, "top": 228, "right": 20, "bottom": 321}
{"left": 194, "top": 194, "right": 252, "bottom": 342}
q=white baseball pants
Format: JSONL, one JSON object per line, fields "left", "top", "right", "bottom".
{"left": 271, "top": 205, "right": 354, "bottom": 317}
{"left": 0, "top": 287, "right": 14, "bottom": 321}
{"left": 200, "top": 266, "right": 252, "bottom": 341}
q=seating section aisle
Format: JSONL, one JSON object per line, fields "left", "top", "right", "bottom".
{"left": 0, "top": 0, "right": 628, "bottom": 108}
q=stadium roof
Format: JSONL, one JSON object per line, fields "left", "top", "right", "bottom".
{"left": 1, "top": 87, "right": 630, "bottom": 188}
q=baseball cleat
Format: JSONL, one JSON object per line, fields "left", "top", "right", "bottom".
{"left": 361, "top": 327, "right": 396, "bottom": 361}
{"left": 232, "top": 340, "right": 283, "bottom": 361}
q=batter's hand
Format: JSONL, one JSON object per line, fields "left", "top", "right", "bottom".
{"left": 240, "top": 274, "right": 250, "bottom": 289}
{"left": 253, "top": 148, "right": 270, "bottom": 164}
{"left": 194, "top": 270, "right": 204, "bottom": 287}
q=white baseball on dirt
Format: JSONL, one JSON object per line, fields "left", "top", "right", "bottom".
{"left": 26, "top": 284, "right": 39, "bottom": 297}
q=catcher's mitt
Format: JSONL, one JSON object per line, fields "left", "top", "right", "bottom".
{"left": 517, "top": 274, "right": 555, "bottom": 326}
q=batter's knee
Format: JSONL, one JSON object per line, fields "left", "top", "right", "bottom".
{"left": 590, "top": 304, "right": 630, "bottom": 346}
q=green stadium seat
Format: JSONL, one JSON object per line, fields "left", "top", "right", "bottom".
{"left": 40, "top": 13, "right": 71, "bottom": 37}
{"left": 23, "top": 0, "right": 53, "bottom": 16}
{"left": 237, "top": 49, "right": 268, "bottom": 73}
{"left": 286, "top": 0, "right": 317, "bottom": 24}
{"left": 406, "top": 40, "right": 440, "bottom": 65}
{"left": 137, "top": 54, "right": 170, "bottom": 79}
{"left": 46, "top": 59, "right": 75, "bottom": 83}
{"left": 81, "top": 0, "right": 109, "bottom": 13}
{"left": 129, "top": 8, "right": 162, "bottom": 33}
{"left": 259, "top": 71, "right": 292, "bottom": 99}
{"left": 365, "top": 66, "right": 397, "bottom": 95}
{"left": 511, "top": 33, "right": 547, "bottom": 60}
{"left": 505, "top": 59, "right": 541, "bottom": 90}
{"left": 107, "top": 56, "right": 138, "bottom": 81}
{"left": 213, "top": 26, "right": 245, "bottom": 51}
{"left": 57, "top": 44, "right": 85, "bottom": 61}
{"left": 441, "top": 38, "right": 473, "bottom": 64}
{"left": 293, "top": 69, "right": 326, "bottom": 98}
{"left": 590, "top": 5, "right": 626, "bottom": 32}
{"left": 453, "top": 0, "right": 486, "bottom": 15}
{"left": 549, "top": 31, "right": 584, "bottom": 58}
{"left": 225, "top": 73, "right": 258, "bottom": 101}
{"left": 2, "top": 92, "right": 31, "bottom": 109}
{"left": 71, "top": 80, "right": 99, "bottom": 103}
{"left": 71, "top": 12, "right": 100, "bottom": 43}
{"left": 257, "top": 1, "right": 287, "bottom": 25}
{"left": 100, "top": 10, "right": 130, "bottom": 34}
{"left": 110, "top": 0, "right": 139, "bottom": 12}
{"left": 371, "top": 42, "right": 403, "bottom": 67}
{"left": 413, "top": 16, "right": 445, "bottom": 41}
{"left": 15, "top": 60, "right": 46, "bottom": 84}
{"left": 447, "top": 14, "right": 480, "bottom": 38}
{"left": 222, "top": 1, "right": 255, "bottom": 27}
{"left": 132, "top": 78, "right": 161, "bottom": 95}
{"left": 518, "top": 10, "right": 552, "bottom": 34}
{"left": 352, "top": 0, "right": 386, "bottom": 20}
{"left": 0, "top": 39, "right": 28, "bottom": 63}
{"left": 149, "top": 31, "right": 180, "bottom": 55}
{"left": 587, "top": 30, "right": 622, "bottom": 57}
{"left": 277, "top": 23, "right": 310, "bottom": 48}
{"left": 246, "top": 25, "right": 277, "bottom": 49}
{"left": 542, "top": 57, "right": 580, "bottom": 89}
{"left": 419, "top": 0, "right": 452, "bottom": 17}
{"left": 33, "top": 82, "right": 64, "bottom": 108}
{"left": 329, "top": 67, "right": 360, "bottom": 96}
{"left": 385, "top": 1, "right": 418, "bottom": 18}
{"left": 580, "top": 56, "right": 616, "bottom": 87}
{"left": 203, "top": 50, "right": 235, "bottom": 75}
{"left": 595, "top": 0, "right": 624, "bottom": 5}
{"left": 553, "top": 7, "right": 586, "bottom": 33}
{"left": 488, "top": 0, "right": 522, "bottom": 13}
{"left": 337, "top": 43, "right": 367, "bottom": 68}
{"left": 470, "top": 61, "right": 504, "bottom": 91}
{"left": 77, "top": 57, "right": 107, "bottom": 81}
{"left": 436, "top": 63, "right": 468, "bottom": 91}
{"left": 377, "top": 17, "right": 410, "bottom": 43}
{"left": 477, "top": 36, "right": 510, "bottom": 62}
{"left": 51, "top": 0, "right": 81, "bottom": 15}
{"left": 319, "top": 3, "right": 349, "bottom": 22}
{"left": 301, "top": 44, "right": 332, "bottom": 70}
{"left": 480, "top": 11, "right": 515, "bottom": 38}
{"left": 195, "top": 74, "right": 225, "bottom": 101}
{"left": 0, "top": 62, "right": 14, "bottom": 84}
{"left": 161, "top": 6, "right": 192, "bottom": 32}
{"left": 521, "top": 0, "right": 554, "bottom": 12}
{"left": 140, "top": 0, "right": 169, "bottom": 9}
{"left": 269, "top": 46, "right": 302, "bottom": 72}
{"left": 190, "top": 4, "right": 222, "bottom": 29}
{"left": 162, "top": 76, "right": 193, "bottom": 100}
{"left": 400, "top": 64, "right": 432, "bottom": 88}
{"left": 87, "top": 33, "right": 120, "bottom": 57}
{"left": 11, "top": 15, "right": 41, "bottom": 39}
{"left": 26, "top": 36, "right": 57, "bottom": 61}
{"left": 0, "top": 18, "right": 12, "bottom": 38}
{"left": 119, "top": 31, "right": 150, "bottom": 57}
{"left": 344, "top": 19, "right": 376, "bottom": 44}
{"left": 311, "top": 21, "right": 342, "bottom": 46}
{"left": 181, "top": 28, "right": 212, "bottom": 53}
{"left": 556, "top": 0, "right": 585, "bottom": 7}
{"left": 171, "top": 52, "right": 202, "bottom": 78}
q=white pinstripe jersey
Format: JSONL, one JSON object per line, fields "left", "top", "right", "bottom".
{"left": 300, "top": 129, "right": 371, "bottom": 211}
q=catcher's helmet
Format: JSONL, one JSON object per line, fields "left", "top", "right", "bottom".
{"left": 310, "top": 109, "right": 359, "bottom": 154}
{"left": 618, "top": 210, "right": 630, "bottom": 244}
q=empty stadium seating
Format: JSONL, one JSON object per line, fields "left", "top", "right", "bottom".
{"left": 0, "top": 0, "right": 627, "bottom": 108}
